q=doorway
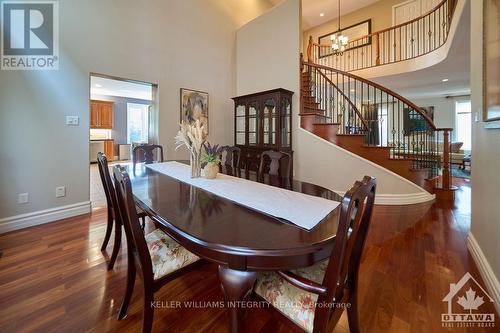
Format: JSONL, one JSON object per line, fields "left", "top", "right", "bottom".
{"left": 88, "top": 74, "right": 158, "bottom": 209}
{"left": 453, "top": 99, "right": 472, "bottom": 180}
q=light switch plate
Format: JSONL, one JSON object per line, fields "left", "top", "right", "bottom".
{"left": 56, "top": 186, "right": 66, "bottom": 198}
{"left": 18, "top": 193, "right": 29, "bottom": 204}
{"left": 66, "top": 116, "right": 79, "bottom": 126}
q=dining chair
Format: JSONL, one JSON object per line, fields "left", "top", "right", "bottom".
{"left": 254, "top": 176, "right": 377, "bottom": 333}
{"left": 97, "top": 152, "right": 146, "bottom": 270}
{"left": 133, "top": 144, "right": 164, "bottom": 173}
{"left": 222, "top": 146, "right": 241, "bottom": 169}
{"left": 258, "top": 150, "right": 292, "bottom": 178}
{"left": 113, "top": 165, "right": 203, "bottom": 333}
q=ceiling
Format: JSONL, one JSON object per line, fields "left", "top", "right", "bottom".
{"left": 269, "top": 0, "right": 382, "bottom": 30}
{"left": 371, "top": 1, "right": 470, "bottom": 99}
{"left": 90, "top": 76, "right": 153, "bottom": 100}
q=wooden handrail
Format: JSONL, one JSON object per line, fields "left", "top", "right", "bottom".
{"left": 303, "top": 61, "right": 437, "bottom": 130}
{"left": 307, "top": 36, "right": 313, "bottom": 62}
{"left": 311, "top": 64, "right": 369, "bottom": 131}
{"left": 310, "top": 0, "right": 454, "bottom": 49}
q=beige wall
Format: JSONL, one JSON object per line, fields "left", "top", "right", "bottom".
{"left": 0, "top": 0, "right": 270, "bottom": 222}
{"left": 470, "top": 0, "right": 500, "bottom": 300}
{"left": 236, "top": 0, "right": 432, "bottom": 203}
{"left": 302, "top": 0, "right": 401, "bottom": 51}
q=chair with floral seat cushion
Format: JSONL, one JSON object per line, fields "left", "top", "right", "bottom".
{"left": 222, "top": 146, "right": 241, "bottom": 169}
{"left": 113, "top": 165, "right": 203, "bottom": 333}
{"left": 97, "top": 152, "right": 147, "bottom": 270}
{"left": 133, "top": 144, "right": 164, "bottom": 174}
{"left": 145, "top": 229, "right": 200, "bottom": 280}
{"left": 258, "top": 150, "right": 292, "bottom": 178}
{"left": 254, "top": 176, "right": 377, "bottom": 333}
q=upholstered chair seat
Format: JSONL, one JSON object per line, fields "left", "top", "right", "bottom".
{"left": 145, "top": 229, "right": 200, "bottom": 280}
{"left": 254, "top": 260, "right": 329, "bottom": 332}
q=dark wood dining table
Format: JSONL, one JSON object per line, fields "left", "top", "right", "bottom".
{"left": 127, "top": 161, "right": 343, "bottom": 333}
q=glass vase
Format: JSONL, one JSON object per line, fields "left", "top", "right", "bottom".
{"left": 190, "top": 150, "right": 202, "bottom": 178}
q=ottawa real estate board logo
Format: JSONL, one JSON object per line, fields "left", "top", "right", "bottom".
{"left": 442, "top": 272, "right": 496, "bottom": 328}
{"left": 1, "top": 0, "right": 58, "bottom": 70}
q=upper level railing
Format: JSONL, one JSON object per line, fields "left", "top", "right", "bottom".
{"left": 306, "top": 0, "right": 458, "bottom": 72}
{"left": 302, "top": 60, "right": 453, "bottom": 186}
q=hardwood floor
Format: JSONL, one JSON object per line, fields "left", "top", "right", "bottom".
{"left": 0, "top": 179, "right": 497, "bottom": 333}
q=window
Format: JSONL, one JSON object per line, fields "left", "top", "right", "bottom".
{"left": 378, "top": 105, "right": 388, "bottom": 146}
{"left": 455, "top": 100, "right": 472, "bottom": 151}
{"left": 127, "top": 103, "right": 150, "bottom": 144}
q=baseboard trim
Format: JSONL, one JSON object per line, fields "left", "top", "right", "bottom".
{"left": 467, "top": 232, "right": 500, "bottom": 314}
{"left": 334, "top": 190, "right": 435, "bottom": 205}
{"left": 0, "top": 201, "right": 91, "bottom": 234}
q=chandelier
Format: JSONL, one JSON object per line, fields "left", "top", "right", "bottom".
{"left": 331, "top": 0, "right": 348, "bottom": 55}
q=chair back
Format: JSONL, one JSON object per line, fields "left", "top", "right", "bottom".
{"left": 222, "top": 146, "right": 241, "bottom": 168}
{"left": 97, "top": 152, "right": 117, "bottom": 212}
{"left": 133, "top": 144, "right": 164, "bottom": 172}
{"left": 316, "top": 176, "right": 376, "bottom": 328}
{"left": 113, "top": 165, "right": 155, "bottom": 282}
{"left": 258, "top": 150, "right": 292, "bottom": 177}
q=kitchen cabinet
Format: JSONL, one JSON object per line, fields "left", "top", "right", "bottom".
{"left": 90, "top": 100, "right": 114, "bottom": 129}
{"left": 104, "top": 139, "right": 114, "bottom": 161}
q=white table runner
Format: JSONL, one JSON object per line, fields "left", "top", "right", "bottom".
{"left": 146, "top": 162, "right": 340, "bottom": 230}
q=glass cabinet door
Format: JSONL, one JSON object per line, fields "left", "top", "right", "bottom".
{"left": 235, "top": 104, "right": 246, "bottom": 145}
{"left": 263, "top": 98, "right": 276, "bottom": 146}
{"left": 248, "top": 102, "right": 259, "bottom": 146}
{"left": 281, "top": 98, "right": 291, "bottom": 148}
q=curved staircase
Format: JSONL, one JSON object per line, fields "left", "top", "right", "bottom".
{"left": 299, "top": 61, "right": 456, "bottom": 198}
{"left": 299, "top": 0, "right": 460, "bottom": 200}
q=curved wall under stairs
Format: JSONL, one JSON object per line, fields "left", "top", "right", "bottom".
{"left": 295, "top": 128, "right": 435, "bottom": 205}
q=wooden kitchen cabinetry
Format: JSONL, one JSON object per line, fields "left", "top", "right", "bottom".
{"left": 90, "top": 100, "right": 114, "bottom": 129}
{"left": 104, "top": 139, "right": 114, "bottom": 161}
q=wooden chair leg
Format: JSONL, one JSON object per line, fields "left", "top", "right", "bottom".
{"left": 117, "top": 255, "right": 136, "bottom": 320}
{"left": 107, "top": 223, "right": 122, "bottom": 270}
{"left": 141, "top": 216, "right": 146, "bottom": 230}
{"left": 347, "top": 290, "right": 360, "bottom": 333}
{"left": 100, "top": 209, "right": 114, "bottom": 251}
{"left": 141, "top": 288, "right": 154, "bottom": 333}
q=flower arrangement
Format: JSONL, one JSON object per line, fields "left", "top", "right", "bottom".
{"left": 201, "top": 143, "right": 224, "bottom": 179}
{"left": 201, "top": 143, "right": 224, "bottom": 165}
{"left": 174, "top": 119, "right": 207, "bottom": 177}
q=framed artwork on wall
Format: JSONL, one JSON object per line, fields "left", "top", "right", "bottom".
{"left": 318, "top": 19, "right": 371, "bottom": 58}
{"left": 484, "top": 0, "right": 500, "bottom": 124}
{"left": 180, "top": 88, "right": 209, "bottom": 131}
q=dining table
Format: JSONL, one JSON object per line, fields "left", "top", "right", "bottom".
{"left": 127, "top": 161, "right": 343, "bottom": 333}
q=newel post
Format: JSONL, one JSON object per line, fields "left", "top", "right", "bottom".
{"left": 374, "top": 33, "right": 380, "bottom": 65}
{"left": 307, "top": 36, "right": 313, "bottom": 62}
{"left": 434, "top": 128, "right": 457, "bottom": 201}
{"left": 442, "top": 128, "right": 451, "bottom": 189}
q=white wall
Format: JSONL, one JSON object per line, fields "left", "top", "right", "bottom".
{"left": 411, "top": 97, "right": 456, "bottom": 129}
{"left": 0, "top": 0, "right": 271, "bottom": 225}
{"left": 468, "top": 0, "right": 500, "bottom": 310}
{"left": 236, "top": 0, "right": 433, "bottom": 204}
{"left": 411, "top": 96, "right": 471, "bottom": 143}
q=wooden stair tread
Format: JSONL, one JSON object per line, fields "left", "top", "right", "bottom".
{"left": 303, "top": 108, "right": 326, "bottom": 113}
{"left": 335, "top": 133, "right": 366, "bottom": 137}
{"left": 362, "top": 145, "right": 391, "bottom": 149}
{"left": 313, "top": 122, "right": 340, "bottom": 126}
{"left": 299, "top": 112, "right": 328, "bottom": 117}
